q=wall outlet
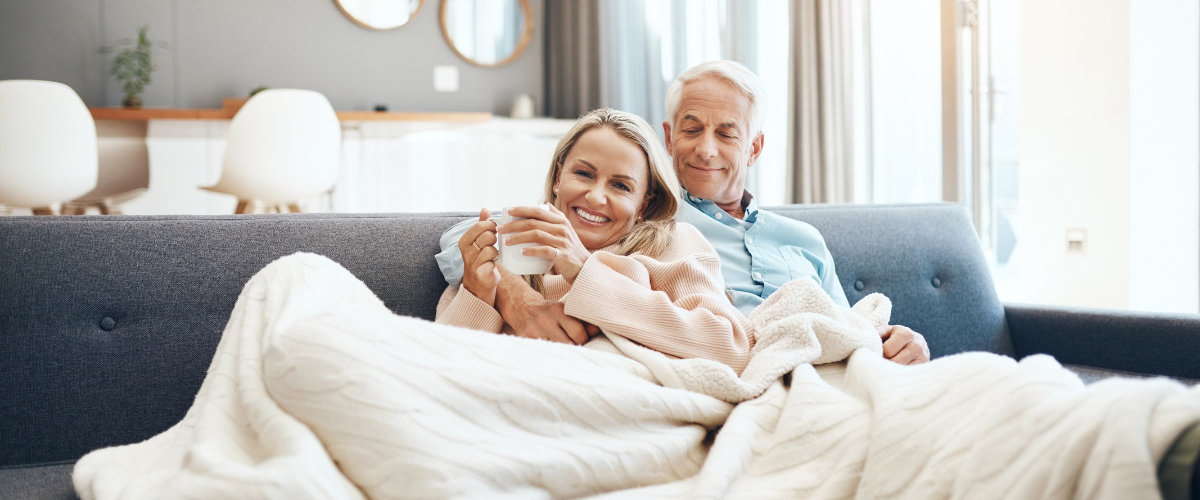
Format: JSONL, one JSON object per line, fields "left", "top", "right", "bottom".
{"left": 1066, "top": 227, "right": 1087, "bottom": 254}
{"left": 433, "top": 65, "right": 459, "bottom": 92}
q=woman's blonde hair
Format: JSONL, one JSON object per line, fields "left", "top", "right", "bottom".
{"left": 528, "top": 108, "right": 681, "bottom": 293}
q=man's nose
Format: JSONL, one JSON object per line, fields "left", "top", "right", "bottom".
{"left": 698, "top": 132, "right": 719, "bottom": 158}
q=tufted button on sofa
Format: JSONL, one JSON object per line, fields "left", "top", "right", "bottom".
{"left": 3, "top": 204, "right": 1199, "bottom": 498}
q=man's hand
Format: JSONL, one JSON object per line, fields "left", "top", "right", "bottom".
{"left": 877, "top": 324, "right": 930, "bottom": 365}
{"left": 493, "top": 267, "right": 601, "bottom": 345}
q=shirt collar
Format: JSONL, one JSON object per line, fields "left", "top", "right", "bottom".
{"left": 681, "top": 189, "right": 759, "bottom": 226}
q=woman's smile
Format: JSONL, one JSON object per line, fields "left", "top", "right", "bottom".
{"left": 572, "top": 206, "right": 610, "bottom": 225}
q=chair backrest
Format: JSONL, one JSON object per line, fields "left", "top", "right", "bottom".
{"left": 210, "top": 89, "right": 341, "bottom": 203}
{"left": 0, "top": 80, "right": 97, "bottom": 208}
{"left": 72, "top": 120, "right": 149, "bottom": 203}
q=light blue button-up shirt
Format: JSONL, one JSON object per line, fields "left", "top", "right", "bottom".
{"left": 674, "top": 189, "right": 849, "bottom": 316}
{"left": 434, "top": 190, "right": 850, "bottom": 316}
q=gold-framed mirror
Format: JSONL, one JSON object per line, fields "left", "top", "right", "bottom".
{"left": 440, "top": 0, "right": 533, "bottom": 68}
{"left": 335, "top": 0, "right": 425, "bottom": 30}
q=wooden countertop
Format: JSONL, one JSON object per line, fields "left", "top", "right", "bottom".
{"left": 89, "top": 107, "right": 493, "bottom": 122}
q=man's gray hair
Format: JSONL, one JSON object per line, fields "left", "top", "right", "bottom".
{"left": 664, "top": 60, "right": 767, "bottom": 138}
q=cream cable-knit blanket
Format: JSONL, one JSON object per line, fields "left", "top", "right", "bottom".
{"left": 74, "top": 253, "right": 1200, "bottom": 499}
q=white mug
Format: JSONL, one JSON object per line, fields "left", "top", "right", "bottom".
{"left": 494, "top": 206, "right": 554, "bottom": 275}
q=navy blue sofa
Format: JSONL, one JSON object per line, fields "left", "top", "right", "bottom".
{"left": 3, "top": 204, "right": 1198, "bottom": 499}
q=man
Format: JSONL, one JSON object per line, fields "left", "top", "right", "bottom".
{"left": 436, "top": 60, "right": 929, "bottom": 365}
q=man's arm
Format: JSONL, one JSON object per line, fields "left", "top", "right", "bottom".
{"left": 810, "top": 230, "right": 851, "bottom": 308}
{"left": 436, "top": 220, "right": 596, "bottom": 344}
{"left": 493, "top": 268, "right": 597, "bottom": 344}
{"left": 436, "top": 219, "right": 475, "bottom": 288}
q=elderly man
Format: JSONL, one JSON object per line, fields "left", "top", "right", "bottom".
{"left": 435, "top": 60, "right": 928, "bottom": 365}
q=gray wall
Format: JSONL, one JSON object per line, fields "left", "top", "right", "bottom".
{"left": 0, "top": 0, "right": 544, "bottom": 114}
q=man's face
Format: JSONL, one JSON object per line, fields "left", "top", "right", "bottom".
{"left": 663, "top": 75, "right": 764, "bottom": 207}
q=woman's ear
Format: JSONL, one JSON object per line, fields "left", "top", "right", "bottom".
{"left": 638, "top": 193, "right": 654, "bottom": 221}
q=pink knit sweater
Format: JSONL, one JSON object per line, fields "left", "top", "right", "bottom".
{"left": 435, "top": 222, "right": 755, "bottom": 374}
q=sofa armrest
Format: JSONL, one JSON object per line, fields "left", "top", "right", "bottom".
{"left": 1004, "top": 303, "right": 1200, "bottom": 379}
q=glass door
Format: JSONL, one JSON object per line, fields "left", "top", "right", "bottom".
{"left": 943, "top": 0, "right": 1018, "bottom": 265}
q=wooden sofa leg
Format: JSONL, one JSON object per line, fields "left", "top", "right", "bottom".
{"left": 235, "top": 200, "right": 251, "bottom": 214}
{"left": 32, "top": 207, "right": 55, "bottom": 216}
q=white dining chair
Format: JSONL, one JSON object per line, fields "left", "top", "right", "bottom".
{"left": 62, "top": 120, "right": 150, "bottom": 215}
{"left": 203, "top": 89, "right": 341, "bottom": 214}
{"left": 0, "top": 80, "right": 98, "bottom": 215}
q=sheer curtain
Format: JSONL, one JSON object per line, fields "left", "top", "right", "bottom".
{"left": 790, "top": 0, "right": 859, "bottom": 204}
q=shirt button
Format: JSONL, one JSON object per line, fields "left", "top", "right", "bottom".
{"left": 715, "top": 212, "right": 723, "bottom": 220}
{"left": 753, "top": 272, "right": 762, "bottom": 280}
{"left": 746, "top": 237, "right": 754, "bottom": 245}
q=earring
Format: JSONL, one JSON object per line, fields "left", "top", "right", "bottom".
{"left": 554, "top": 188, "right": 559, "bottom": 196}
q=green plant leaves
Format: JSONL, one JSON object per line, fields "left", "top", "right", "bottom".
{"left": 110, "top": 26, "right": 157, "bottom": 101}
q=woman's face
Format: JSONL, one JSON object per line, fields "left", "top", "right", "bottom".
{"left": 553, "top": 127, "right": 651, "bottom": 250}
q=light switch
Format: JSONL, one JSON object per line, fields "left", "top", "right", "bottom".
{"left": 1066, "top": 227, "right": 1087, "bottom": 254}
{"left": 434, "top": 65, "right": 459, "bottom": 92}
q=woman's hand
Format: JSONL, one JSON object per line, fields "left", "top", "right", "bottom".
{"left": 458, "top": 209, "right": 500, "bottom": 306}
{"left": 499, "top": 205, "right": 591, "bottom": 284}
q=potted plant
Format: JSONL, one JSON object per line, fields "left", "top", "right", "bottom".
{"left": 109, "top": 26, "right": 158, "bottom": 108}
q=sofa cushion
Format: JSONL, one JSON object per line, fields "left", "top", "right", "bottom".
{"left": 0, "top": 462, "right": 77, "bottom": 500}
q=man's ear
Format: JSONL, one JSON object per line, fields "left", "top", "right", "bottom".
{"left": 747, "top": 132, "right": 764, "bottom": 168}
{"left": 662, "top": 120, "right": 674, "bottom": 156}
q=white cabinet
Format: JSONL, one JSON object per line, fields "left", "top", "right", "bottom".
{"left": 336, "top": 118, "right": 575, "bottom": 213}
{"left": 118, "top": 117, "right": 576, "bottom": 215}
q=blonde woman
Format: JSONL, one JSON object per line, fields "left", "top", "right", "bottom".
{"left": 435, "top": 108, "right": 754, "bottom": 374}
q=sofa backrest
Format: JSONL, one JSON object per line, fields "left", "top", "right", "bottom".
{"left": 769, "top": 203, "right": 1013, "bottom": 358}
{"left": 0, "top": 204, "right": 1010, "bottom": 467}
{"left": 0, "top": 213, "right": 464, "bottom": 467}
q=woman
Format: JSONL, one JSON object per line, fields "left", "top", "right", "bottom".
{"left": 436, "top": 108, "right": 755, "bottom": 374}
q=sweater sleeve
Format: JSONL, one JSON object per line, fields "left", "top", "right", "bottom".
{"left": 562, "top": 223, "right": 754, "bottom": 374}
{"left": 434, "top": 285, "right": 504, "bottom": 333}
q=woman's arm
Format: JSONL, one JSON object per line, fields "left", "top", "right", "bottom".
{"left": 562, "top": 223, "right": 754, "bottom": 374}
{"left": 435, "top": 285, "right": 504, "bottom": 332}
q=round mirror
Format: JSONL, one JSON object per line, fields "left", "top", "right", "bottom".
{"left": 440, "top": 0, "right": 533, "bottom": 67}
{"left": 335, "top": 0, "right": 425, "bottom": 30}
